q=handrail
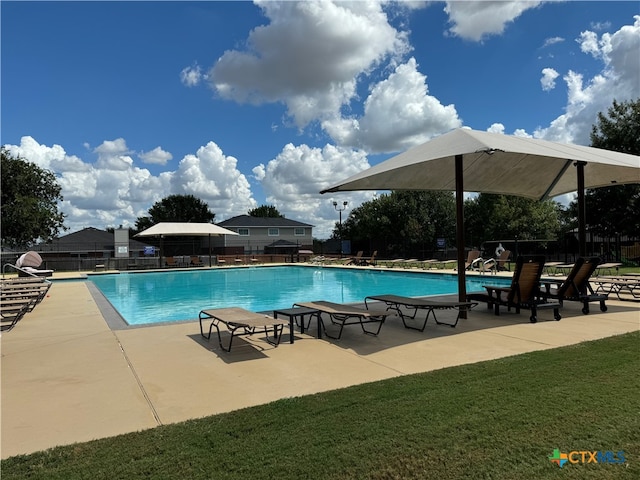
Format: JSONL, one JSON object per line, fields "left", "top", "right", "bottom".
{"left": 2, "top": 263, "right": 52, "bottom": 282}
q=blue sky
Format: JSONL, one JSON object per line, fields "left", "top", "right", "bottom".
{"left": 2, "top": 1, "right": 639, "bottom": 238}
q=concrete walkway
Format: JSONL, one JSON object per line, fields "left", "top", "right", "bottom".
{"left": 1, "top": 273, "right": 638, "bottom": 458}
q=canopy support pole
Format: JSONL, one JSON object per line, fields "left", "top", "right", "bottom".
{"left": 455, "top": 154, "right": 467, "bottom": 318}
{"left": 576, "top": 161, "right": 587, "bottom": 257}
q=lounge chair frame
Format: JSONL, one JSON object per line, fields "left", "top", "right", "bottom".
{"left": 467, "top": 255, "right": 561, "bottom": 323}
{"left": 199, "top": 307, "right": 288, "bottom": 352}
{"left": 293, "top": 301, "right": 388, "bottom": 339}
{"left": 593, "top": 276, "right": 640, "bottom": 301}
{"left": 541, "top": 257, "right": 608, "bottom": 314}
{"left": 364, "top": 294, "right": 477, "bottom": 330}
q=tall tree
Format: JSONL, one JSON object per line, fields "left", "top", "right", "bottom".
{"left": 338, "top": 191, "right": 456, "bottom": 258}
{"left": 248, "top": 205, "right": 284, "bottom": 218}
{"left": 570, "top": 98, "right": 640, "bottom": 238}
{"left": 464, "top": 194, "right": 562, "bottom": 247}
{"left": 1, "top": 148, "right": 66, "bottom": 248}
{"left": 134, "top": 194, "right": 214, "bottom": 233}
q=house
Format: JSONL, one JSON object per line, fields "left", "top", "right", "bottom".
{"left": 15, "top": 227, "right": 155, "bottom": 271}
{"left": 213, "top": 215, "right": 314, "bottom": 254}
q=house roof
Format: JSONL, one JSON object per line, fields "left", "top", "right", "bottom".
{"left": 218, "top": 215, "right": 313, "bottom": 228}
{"left": 52, "top": 227, "right": 149, "bottom": 251}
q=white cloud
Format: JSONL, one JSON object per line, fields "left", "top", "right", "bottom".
{"left": 322, "top": 57, "right": 462, "bottom": 153}
{"left": 256, "top": 143, "right": 375, "bottom": 238}
{"left": 139, "top": 146, "right": 173, "bottom": 165}
{"left": 209, "top": 0, "right": 409, "bottom": 128}
{"left": 180, "top": 64, "right": 204, "bottom": 87}
{"left": 444, "top": 1, "right": 543, "bottom": 42}
{"left": 4, "top": 137, "right": 257, "bottom": 232}
{"left": 171, "top": 141, "right": 257, "bottom": 220}
{"left": 535, "top": 15, "right": 640, "bottom": 144}
{"left": 542, "top": 36, "right": 564, "bottom": 48}
{"left": 540, "top": 67, "right": 559, "bottom": 91}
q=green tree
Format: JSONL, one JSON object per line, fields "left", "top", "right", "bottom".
{"left": 134, "top": 194, "right": 215, "bottom": 233}
{"left": 338, "top": 191, "right": 456, "bottom": 258}
{"left": 569, "top": 98, "right": 640, "bottom": 238}
{"left": 1, "top": 148, "right": 66, "bottom": 248}
{"left": 590, "top": 98, "right": 640, "bottom": 155}
{"left": 248, "top": 205, "right": 283, "bottom": 218}
{"left": 465, "top": 194, "right": 562, "bottom": 247}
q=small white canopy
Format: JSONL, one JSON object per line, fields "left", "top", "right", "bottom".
{"left": 135, "top": 222, "right": 238, "bottom": 237}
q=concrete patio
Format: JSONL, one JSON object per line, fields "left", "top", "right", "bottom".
{"left": 1, "top": 270, "right": 638, "bottom": 458}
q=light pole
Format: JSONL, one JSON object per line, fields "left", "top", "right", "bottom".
{"left": 333, "top": 200, "right": 348, "bottom": 256}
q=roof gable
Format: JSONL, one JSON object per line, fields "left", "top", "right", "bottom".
{"left": 219, "top": 215, "right": 313, "bottom": 228}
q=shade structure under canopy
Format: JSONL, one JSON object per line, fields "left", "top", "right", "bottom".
{"left": 135, "top": 222, "right": 238, "bottom": 267}
{"left": 321, "top": 128, "right": 640, "bottom": 308}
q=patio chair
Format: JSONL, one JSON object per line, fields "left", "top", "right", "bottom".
{"left": 344, "top": 251, "right": 364, "bottom": 265}
{"left": 199, "top": 307, "right": 289, "bottom": 352}
{"left": 364, "top": 294, "right": 478, "bottom": 330}
{"left": 541, "top": 257, "right": 608, "bottom": 314}
{"left": 190, "top": 256, "right": 204, "bottom": 267}
{"left": 164, "top": 256, "right": 179, "bottom": 267}
{"left": 1, "top": 300, "right": 32, "bottom": 332}
{"left": 456, "top": 250, "right": 482, "bottom": 270}
{"left": 592, "top": 275, "right": 640, "bottom": 300}
{"left": 359, "top": 251, "right": 377, "bottom": 266}
{"left": 292, "top": 300, "right": 389, "bottom": 339}
{"left": 467, "top": 255, "right": 561, "bottom": 323}
{"left": 481, "top": 249, "right": 511, "bottom": 274}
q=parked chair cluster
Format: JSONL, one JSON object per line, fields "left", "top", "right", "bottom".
{"left": 1, "top": 277, "right": 52, "bottom": 332}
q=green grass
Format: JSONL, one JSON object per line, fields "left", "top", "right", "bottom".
{"left": 3, "top": 332, "right": 638, "bottom": 480}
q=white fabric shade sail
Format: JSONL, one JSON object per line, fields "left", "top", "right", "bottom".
{"left": 135, "top": 222, "right": 238, "bottom": 237}
{"left": 321, "top": 128, "right": 639, "bottom": 199}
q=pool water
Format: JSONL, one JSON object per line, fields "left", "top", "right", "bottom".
{"left": 89, "top": 266, "right": 510, "bottom": 326}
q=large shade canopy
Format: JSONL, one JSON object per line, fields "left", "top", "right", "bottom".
{"left": 322, "top": 128, "right": 639, "bottom": 197}
{"left": 321, "top": 128, "right": 640, "bottom": 306}
{"left": 135, "top": 222, "right": 238, "bottom": 237}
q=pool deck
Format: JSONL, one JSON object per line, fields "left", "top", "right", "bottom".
{"left": 2, "top": 266, "right": 639, "bottom": 458}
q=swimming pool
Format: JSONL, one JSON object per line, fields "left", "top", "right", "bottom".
{"left": 89, "top": 266, "right": 510, "bottom": 326}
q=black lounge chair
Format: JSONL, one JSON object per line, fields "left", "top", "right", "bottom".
{"left": 541, "top": 257, "right": 608, "bottom": 314}
{"left": 467, "top": 255, "right": 561, "bottom": 323}
{"left": 364, "top": 294, "right": 477, "bottom": 330}
{"left": 293, "top": 300, "right": 389, "bottom": 340}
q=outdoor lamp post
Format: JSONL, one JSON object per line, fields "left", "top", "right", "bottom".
{"left": 333, "top": 200, "right": 348, "bottom": 256}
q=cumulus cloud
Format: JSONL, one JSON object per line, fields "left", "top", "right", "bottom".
{"left": 535, "top": 15, "right": 640, "bottom": 144}
{"left": 255, "top": 143, "right": 375, "bottom": 238}
{"left": 540, "top": 67, "right": 559, "bottom": 91}
{"left": 209, "top": 0, "right": 409, "bottom": 128}
{"left": 171, "top": 142, "right": 256, "bottom": 219}
{"left": 322, "top": 58, "right": 462, "bottom": 153}
{"left": 139, "top": 146, "right": 173, "bottom": 165}
{"left": 444, "top": 1, "right": 543, "bottom": 42}
{"left": 4, "top": 137, "right": 257, "bottom": 232}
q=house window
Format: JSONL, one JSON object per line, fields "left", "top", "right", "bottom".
{"left": 294, "top": 228, "right": 305, "bottom": 236}
{"left": 238, "top": 228, "right": 249, "bottom": 236}
{"left": 268, "top": 228, "right": 279, "bottom": 236}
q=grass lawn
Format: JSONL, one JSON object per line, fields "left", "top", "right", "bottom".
{"left": 3, "top": 332, "right": 638, "bottom": 480}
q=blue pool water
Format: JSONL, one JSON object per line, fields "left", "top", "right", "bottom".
{"left": 89, "top": 266, "right": 510, "bottom": 326}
